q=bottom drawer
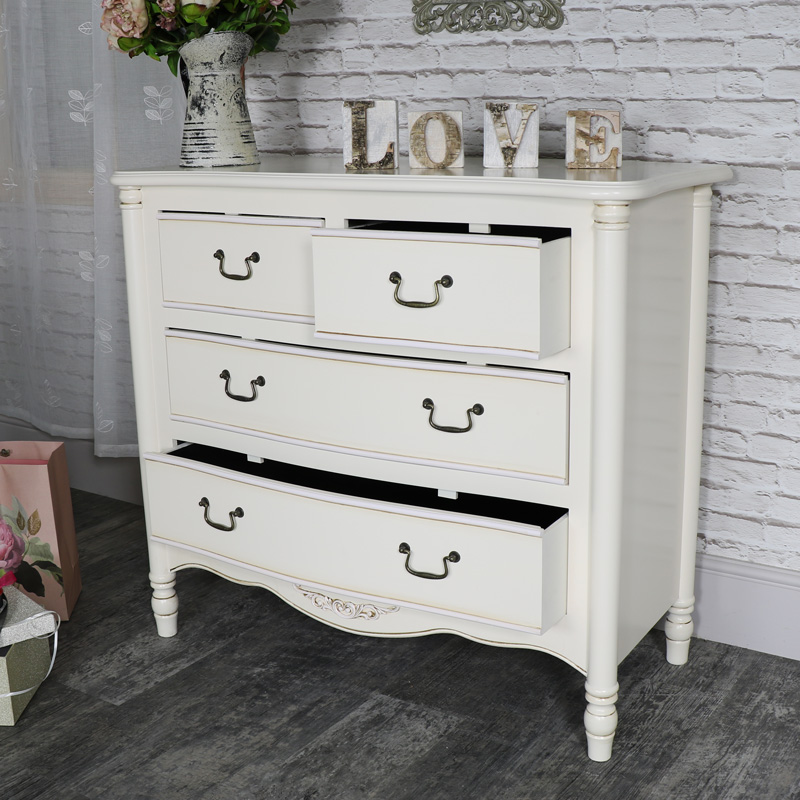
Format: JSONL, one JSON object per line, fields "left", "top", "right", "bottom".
{"left": 143, "top": 445, "right": 568, "bottom": 633}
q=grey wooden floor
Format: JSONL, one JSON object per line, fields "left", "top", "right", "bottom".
{"left": 4, "top": 489, "right": 800, "bottom": 800}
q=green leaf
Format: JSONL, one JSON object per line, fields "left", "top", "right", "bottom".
{"left": 31, "top": 561, "right": 63, "bottom": 586}
{"left": 181, "top": 4, "right": 209, "bottom": 22}
{"left": 14, "top": 560, "right": 45, "bottom": 597}
{"left": 117, "top": 36, "right": 143, "bottom": 53}
{"left": 251, "top": 27, "right": 280, "bottom": 54}
{"left": 23, "top": 536, "right": 55, "bottom": 563}
{"left": 167, "top": 51, "right": 182, "bottom": 77}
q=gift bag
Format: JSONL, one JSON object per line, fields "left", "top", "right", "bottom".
{"left": 0, "top": 442, "right": 81, "bottom": 619}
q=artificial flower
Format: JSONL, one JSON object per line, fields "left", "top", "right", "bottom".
{"left": 100, "top": 0, "right": 149, "bottom": 51}
{"left": 100, "top": 0, "right": 296, "bottom": 75}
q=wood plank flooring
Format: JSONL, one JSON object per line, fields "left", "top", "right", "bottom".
{"left": 3, "top": 489, "right": 800, "bottom": 799}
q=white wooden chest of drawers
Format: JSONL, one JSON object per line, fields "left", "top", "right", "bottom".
{"left": 113, "top": 157, "right": 731, "bottom": 761}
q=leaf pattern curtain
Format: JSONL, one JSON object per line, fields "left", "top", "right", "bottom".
{"left": 0, "top": 0, "right": 183, "bottom": 456}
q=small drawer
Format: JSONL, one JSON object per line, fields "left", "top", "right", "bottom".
{"left": 311, "top": 227, "right": 570, "bottom": 360}
{"left": 165, "top": 332, "right": 569, "bottom": 483}
{"left": 144, "top": 446, "right": 569, "bottom": 633}
{"left": 158, "top": 213, "right": 323, "bottom": 320}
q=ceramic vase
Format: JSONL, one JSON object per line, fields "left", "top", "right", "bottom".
{"left": 178, "top": 31, "right": 260, "bottom": 168}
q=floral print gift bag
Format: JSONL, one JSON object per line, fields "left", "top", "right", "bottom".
{"left": 0, "top": 443, "right": 81, "bottom": 620}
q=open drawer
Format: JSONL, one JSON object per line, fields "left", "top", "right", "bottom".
{"left": 311, "top": 225, "right": 570, "bottom": 360}
{"left": 158, "top": 213, "right": 323, "bottom": 320}
{"left": 143, "top": 445, "right": 569, "bottom": 634}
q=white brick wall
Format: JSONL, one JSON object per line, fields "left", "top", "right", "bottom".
{"left": 247, "top": 1, "right": 800, "bottom": 571}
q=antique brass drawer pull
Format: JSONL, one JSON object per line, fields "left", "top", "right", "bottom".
{"left": 422, "top": 397, "right": 484, "bottom": 433}
{"left": 199, "top": 497, "right": 244, "bottom": 532}
{"left": 389, "top": 271, "right": 453, "bottom": 308}
{"left": 219, "top": 369, "right": 265, "bottom": 402}
{"left": 398, "top": 542, "right": 460, "bottom": 580}
{"left": 213, "top": 248, "right": 260, "bottom": 281}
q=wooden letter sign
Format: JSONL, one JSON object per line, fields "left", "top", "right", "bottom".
{"left": 408, "top": 110, "right": 464, "bottom": 169}
{"left": 343, "top": 100, "right": 398, "bottom": 171}
{"left": 566, "top": 109, "right": 622, "bottom": 169}
{"left": 483, "top": 101, "right": 540, "bottom": 168}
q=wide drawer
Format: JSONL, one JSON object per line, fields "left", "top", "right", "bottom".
{"left": 165, "top": 332, "right": 569, "bottom": 482}
{"left": 158, "top": 214, "right": 323, "bottom": 319}
{"left": 311, "top": 228, "right": 570, "bottom": 359}
{"left": 143, "top": 447, "right": 569, "bottom": 632}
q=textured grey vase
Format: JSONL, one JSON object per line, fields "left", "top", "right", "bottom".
{"left": 179, "top": 32, "right": 260, "bottom": 168}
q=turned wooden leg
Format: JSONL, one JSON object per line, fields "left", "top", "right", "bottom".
{"left": 150, "top": 571, "right": 178, "bottom": 637}
{"left": 584, "top": 680, "right": 619, "bottom": 762}
{"left": 665, "top": 598, "right": 694, "bottom": 665}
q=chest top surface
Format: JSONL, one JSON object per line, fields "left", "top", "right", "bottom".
{"left": 111, "top": 156, "right": 733, "bottom": 203}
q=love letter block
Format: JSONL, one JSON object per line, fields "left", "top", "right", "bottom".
{"left": 483, "top": 101, "right": 540, "bottom": 168}
{"left": 566, "top": 109, "right": 622, "bottom": 169}
{"left": 408, "top": 110, "right": 465, "bottom": 169}
{"left": 343, "top": 100, "right": 399, "bottom": 171}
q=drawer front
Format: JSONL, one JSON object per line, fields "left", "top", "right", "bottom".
{"left": 311, "top": 229, "right": 570, "bottom": 359}
{"left": 159, "top": 215, "right": 323, "bottom": 319}
{"left": 144, "top": 456, "right": 568, "bottom": 632}
{"left": 166, "top": 334, "right": 569, "bottom": 482}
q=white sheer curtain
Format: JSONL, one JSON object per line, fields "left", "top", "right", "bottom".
{"left": 0, "top": 0, "right": 183, "bottom": 456}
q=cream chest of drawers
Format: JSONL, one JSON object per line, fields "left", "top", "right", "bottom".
{"left": 113, "top": 157, "right": 731, "bottom": 761}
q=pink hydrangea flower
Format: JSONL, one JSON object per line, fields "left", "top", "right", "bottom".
{"left": 158, "top": 0, "right": 178, "bottom": 13}
{"left": 100, "top": 0, "right": 150, "bottom": 51}
{"left": 0, "top": 520, "right": 24, "bottom": 573}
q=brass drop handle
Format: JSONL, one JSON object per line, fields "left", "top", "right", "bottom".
{"left": 422, "top": 397, "right": 484, "bottom": 433}
{"left": 389, "top": 271, "right": 453, "bottom": 308}
{"left": 214, "top": 248, "right": 260, "bottom": 281}
{"left": 398, "top": 542, "right": 460, "bottom": 580}
{"left": 219, "top": 369, "right": 265, "bottom": 402}
{"left": 199, "top": 497, "right": 244, "bottom": 532}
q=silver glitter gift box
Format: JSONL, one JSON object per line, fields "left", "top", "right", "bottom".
{"left": 0, "top": 586, "right": 57, "bottom": 725}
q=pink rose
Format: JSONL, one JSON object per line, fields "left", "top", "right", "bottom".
{"left": 100, "top": 0, "right": 149, "bottom": 51}
{"left": 0, "top": 520, "right": 24, "bottom": 573}
{"left": 156, "top": 14, "right": 179, "bottom": 30}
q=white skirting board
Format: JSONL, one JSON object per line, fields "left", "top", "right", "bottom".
{"left": 692, "top": 552, "right": 800, "bottom": 662}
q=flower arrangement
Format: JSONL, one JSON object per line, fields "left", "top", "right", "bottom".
{"left": 0, "top": 498, "right": 62, "bottom": 600}
{"left": 100, "top": 0, "right": 296, "bottom": 76}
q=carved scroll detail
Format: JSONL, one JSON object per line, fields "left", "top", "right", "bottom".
{"left": 295, "top": 586, "right": 400, "bottom": 620}
{"left": 413, "top": 1, "right": 565, "bottom": 34}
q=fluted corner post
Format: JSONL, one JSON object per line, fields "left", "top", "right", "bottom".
{"left": 666, "top": 185, "right": 713, "bottom": 665}
{"left": 584, "top": 200, "right": 631, "bottom": 762}
{"left": 149, "top": 569, "right": 179, "bottom": 638}
{"left": 118, "top": 184, "right": 179, "bottom": 638}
